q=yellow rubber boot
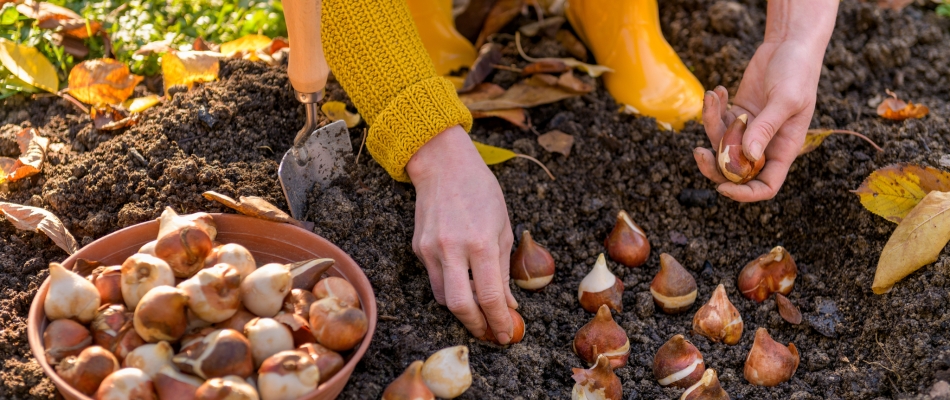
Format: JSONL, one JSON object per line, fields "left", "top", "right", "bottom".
{"left": 566, "top": 0, "right": 704, "bottom": 130}
{"left": 406, "top": 0, "right": 477, "bottom": 76}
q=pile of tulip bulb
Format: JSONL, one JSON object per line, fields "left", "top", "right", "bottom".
{"left": 41, "top": 208, "right": 368, "bottom": 400}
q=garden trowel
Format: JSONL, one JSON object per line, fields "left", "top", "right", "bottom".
{"left": 278, "top": 0, "right": 351, "bottom": 220}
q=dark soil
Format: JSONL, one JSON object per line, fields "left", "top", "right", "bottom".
{"left": 2, "top": 0, "right": 950, "bottom": 399}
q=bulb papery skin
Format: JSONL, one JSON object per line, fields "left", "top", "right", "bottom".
{"left": 133, "top": 286, "right": 190, "bottom": 343}
{"left": 573, "top": 305, "right": 631, "bottom": 369}
{"left": 273, "top": 312, "right": 316, "bottom": 347}
{"left": 571, "top": 354, "right": 623, "bottom": 400}
{"left": 717, "top": 114, "right": 764, "bottom": 184}
{"left": 738, "top": 246, "right": 797, "bottom": 302}
{"left": 89, "top": 266, "right": 124, "bottom": 306}
{"left": 653, "top": 334, "right": 705, "bottom": 388}
{"left": 122, "top": 341, "right": 174, "bottom": 379}
{"left": 650, "top": 253, "right": 698, "bottom": 314}
{"left": 421, "top": 345, "right": 472, "bottom": 399}
{"left": 154, "top": 364, "right": 205, "bottom": 400}
{"left": 312, "top": 276, "right": 361, "bottom": 309}
{"left": 55, "top": 345, "right": 119, "bottom": 396}
{"left": 744, "top": 328, "right": 800, "bottom": 387}
{"left": 257, "top": 350, "right": 320, "bottom": 400}
{"left": 157, "top": 207, "right": 217, "bottom": 242}
{"left": 309, "top": 297, "right": 368, "bottom": 351}
{"left": 121, "top": 253, "right": 175, "bottom": 310}
{"left": 241, "top": 263, "right": 292, "bottom": 317}
{"left": 382, "top": 360, "right": 434, "bottom": 400}
{"left": 139, "top": 240, "right": 158, "bottom": 256}
{"left": 283, "top": 289, "right": 316, "bottom": 320}
{"left": 44, "top": 318, "right": 93, "bottom": 365}
{"left": 604, "top": 210, "right": 650, "bottom": 268}
{"left": 245, "top": 318, "right": 295, "bottom": 368}
{"left": 578, "top": 254, "right": 624, "bottom": 313}
{"left": 681, "top": 368, "right": 730, "bottom": 400}
{"left": 510, "top": 230, "right": 556, "bottom": 291}
{"left": 195, "top": 376, "right": 261, "bottom": 400}
{"left": 45, "top": 262, "right": 101, "bottom": 323}
{"left": 692, "top": 284, "right": 743, "bottom": 345}
{"left": 179, "top": 264, "right": 242, "bottom": 323}
{"left": 173, "top": 329, "right": 254, "bottom": 379}
{"left": 205, "top": 243, "right": 257, "bottom": 280}
{"left": 155, "top": 225, "right": 213, "bottom": 278}
{"left": 288, "top": 258, "right": 336, "bottom": 291}
{"left": 477, "top": 308, "right": 526, "bottom": 345}
{"left": 95, "top": 368, "right": 157, "bottom": 400}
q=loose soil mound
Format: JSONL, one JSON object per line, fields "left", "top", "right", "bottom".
{"left": 1, "top": 1, "right": 949, "bottom": 399}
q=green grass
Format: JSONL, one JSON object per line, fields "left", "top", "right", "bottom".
{"left": 0, "top": 0, "right": 286, "bottom": 96}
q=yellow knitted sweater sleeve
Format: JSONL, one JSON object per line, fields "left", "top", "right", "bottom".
{"left": 322, "top": 0, "right": 473, "bottom": 183}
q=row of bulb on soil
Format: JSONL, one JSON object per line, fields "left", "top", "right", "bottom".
{"left": 509, "top": 210, "right": 802, "bottom": 400}
{"left": 42, "top": 208, "right": 370, "bottom": 400}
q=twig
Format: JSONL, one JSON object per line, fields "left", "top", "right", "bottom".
{"left": 490, "top": 64, "right": 523, "bottom": 73}
{"left": 827, "top": 130, "right": 884, "bottom": 152}
{"left": 355, "top": 127, "right": 368, "bottom": 164}
{"left": 58, "top": 92, "right": 89, "bottom": 115}
{"left": 515, "top": 154, "right": 555, "bottom": 181}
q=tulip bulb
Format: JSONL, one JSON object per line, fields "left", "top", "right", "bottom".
{"left": 510, "top": 230, "right": 556, "bottom": 291}
{"left": 775, "top": 293, "right": 802, "bottom": 325}
{"left": 155, "top": 225, "right": 213, "bottom": 278}
{"left": 45, "top": 262, "right": 101, "bottom": 323}
{"left": 56, "top": 345, "right": 119, "bottom": 396}
{"left": 121, "top": 253, "right": 175, "bottom": 309}
{"left": 205, "top": 243, "right": 257, "bottom": 280}
{"left": 571, "top": 354, "right": 622, "bottom": 400}
{"left": 283, "top": 289, "right": 316, "bottom": 320}
{"left": 692, "top": 284, "right": 743, "bottom": 345}
{"left": 122, "top": 342, "right": 174, "bottom": 379}
{"left": 174, "top": 329, "right": 254, "bottom": 379}
{"left": 738, "top": 246, "right": 797, "bottom": 302}
{"left": 421, "top": 346, "right": 472, "bottom": 399}
{"left": 195, "top": 376, "right": 260, "bottom": 400}
{"left": 604, "top": 210, "right": 650, "bottom": 268}
{"left": 578, "top": 254, "right": 624, "bottom": 313}
{"left": 244, "top": 318, "right": 295, "bottom": 368}
{"left": 44, "top": 318, "right": 92, "bottom": 365}
{"left": 89, "top": 266, "right": 123, "bottom": 305}
{"left": 95, "top": 368, "right": 157, "bottom": 400}
{"left": 477, "top": 307, "right": 526, "bottom": 345}
{"left": 717, "top": 114, "right": 764, "bottom": 184}
{"left": 90, "top": 304, "right": 145, "bottom": 362}
{"left": 133, "top": 286, "right": 190, "bottom": 343}
{"left": 309, "top": 297, "right": 368, "bottom": 351}
{"left": 139, "top": 240, "right": 157, "bottom": 256}
{"left": 299, "top": 343, "right": 344, "bottom": 384}
{"left": 650, "top": 254, "right": 698, "bottom": 314}
{"left": 257, "top": 350, "right": 320, "bottom": 400}
{"left": 573, "top": 304, "right": 630, "bottom": 369}
{"left": 273, "top": 312, "right": 316, "bottom": 347}
{"left": 744, "top": 328, "right": 799, "bottom": 386}
{"left": 214, "top": 306, "right": 257, "bottom": 333}
{"left": 154, "top": 365, "right": 205, "bottom": 400}
{"left": 382, "top": 360, "right": 433, "bottom": 400}
{"left": 179, "top": 264, "right": 243, "bottom": 323}
{"left": 681, "top": 369, "right": 729, "bottom": 400}
{"left": 241, "top": 263, "right": 292, "bottom": 317}
{"left": 157, "top": 207, "right": 217, "bottom": 241}
{"left": 653, "top": 334, "right": 705, "bottom": 388}
{"left": 181, "top": 327, "right": 217, "bottom": 350}
{"left": 312, "top": 276, "right": 361, "bottom": 309}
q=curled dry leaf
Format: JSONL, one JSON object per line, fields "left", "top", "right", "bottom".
{"left": 537, "top": 130, "right": 574, "bottom": 157}
{"left": 0, "top": 38, "right": 59, "bottom": 92}
{"left": 473, "top": 141, "right": 555, "bottom": 181}
{"left": 876, "top": 91, "right": 929, "bottom": 121}
{"left": 470, "top": 108, "right": 528, "bottom": 130}
{"left": 774, "top": 293, "right": 801, "bottom": 325}
{"left": 67, "top": 59, "right": 143, "bottom": 106}
{"left": 219, "top": 34, "right": 272, "bottom": 61}
{"left": 0, "top": 128, "right": 49, "bottom": 183}
{"left": 523, "top": 59, "right": 569, "bottom": 75}
{"left": 516, "top": 32, "right": 612, "bottom": 77}
{"left": 872, "top": 191, "right": 950, "bottom": 294}
{"left": 462, "top": 75, "right": 582, "bottom": 111}
{"left": 162, "top": 51, "right": 221, "bottom": 96}
{"left": 475, "top": 0, "right": 525, "bottom": 47}
{"left": 321, "top": 101, "right": 361, "bottom": 128}
{"left": 799, "top": 129, "right": 883, "bottom": 156}
{"left": 460, "top": 44, "right": 502, "bottom": 93}
{"left": 16, "top": 2, "right": 101, "bottom": 39}
{"left": 0, "top": 201, "right": 78, "bottom": 254}
{"left": 853, "top": 164, "right": 950, "bottom": 224}
{"left": 90, "top": 106, "right": 139, "bottom": 131}
{"left": 557, "top": 72, "right": 593, "bottom": 94}
{"left": 202, "top": 191, "right": 310, "bottom": 229}
{"left": 556, "top": 29, "right": 588, "bottom": 62}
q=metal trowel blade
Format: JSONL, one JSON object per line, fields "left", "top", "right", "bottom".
{"left": 278, "top": 120, "right": 351, "bottom": 220}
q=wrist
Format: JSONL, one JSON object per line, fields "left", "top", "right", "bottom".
{"left": 406, "top": 125, "right": 477, "bottom": 184}
{"left": 764, "top": 0, "right": 838, "bottom": 51}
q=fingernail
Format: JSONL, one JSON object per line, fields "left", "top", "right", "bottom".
{"left": 693, "top": 148, "right": 704, "bottom": 161}
{"left": 749, "top": 140, "right": 764, "bottom": 161}
{"left": 497, "top": 332, "right": 511, "bottom": 345}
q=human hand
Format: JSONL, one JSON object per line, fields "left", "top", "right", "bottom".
{"left": 693, "top": 0, "right": 838, "bottom": 202}
{"left": 406, "top": 125, "right": 519, "bottom": 344}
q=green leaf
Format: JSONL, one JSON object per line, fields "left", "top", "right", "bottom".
{"left": 473, "top": 141, "right": 517, "bottom": 165}
{"left": 0, "top": 4, "right": 19, "bottom": 26}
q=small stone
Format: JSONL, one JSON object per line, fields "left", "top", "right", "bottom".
{"left": 678, "top": 188, "right": 717, "bottom": 208}
{"left": 197, "top": 105, "right": 216, "bottom": 129}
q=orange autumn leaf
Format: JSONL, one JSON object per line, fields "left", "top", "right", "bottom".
{"left": 471, "top": 108, "right": 529, "bottom": 130}
{"left": 202, "top": 191, "right": 306, "bottom": 228}
{"left": 90, "top": 106, "right": 138, "bottom": 131}
{"left": 476, "top": 0, "right": 524, "bottom": 48}
{"left": 67, "top": 59, "right": 143, "bottom": 106}
{"left": 220, "top": 34, "right": 273, "bottom": 61}
{"left": 0, "top": 128, "right": 49, "bottom": 183}
{"left": 162, "top": 51, "right": 221, "bottom": 95}
{"left": 876, "top": 91, "right": 929, "bottom": 120}
{"left": 854, "top": 163, "right": 950, "bottom": 223}
{"left": 0, "top": 201, "right": 78, "bottom": 254}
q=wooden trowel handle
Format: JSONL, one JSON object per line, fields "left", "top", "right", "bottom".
{"left": 283, "top": 0, "right": 328, "bottom": 96}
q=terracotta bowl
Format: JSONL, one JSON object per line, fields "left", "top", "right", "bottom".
{"left": 27, "top": 214, "right": 377, "bottom": 400}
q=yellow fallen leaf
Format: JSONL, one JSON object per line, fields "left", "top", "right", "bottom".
{"left": 799, "top": 129, "right": 883, "bottom": 155}
{"left": 516, "top": 32, "right": 612, "bottom": 77}
{"left": 854, "top": 164, "right": 950, "bottom": 223}
{"left": 0, "top": 38, "right": 59, "bottom": 92}
{"left": 321, "top": 101, "right": 361, "bottom": 128}
{"left": 220, "top": 34, "right": 272, "bottom": 61}
{"left": 122, "top": 95, "right": 162, "bottom": 113}
{"left": 872, "top": 191, "right": 950, "bottom": 294}
{"left": 473, "top": 140, "right": 554, "bottom": 180}
{"left": 67, "top": 58, "right": 143, "bottom": 106}
{"left": 162, "top": 51, "right": 221, "bottom": 95}
{"left": 0, "top": 201, "right": 78, "bottom": 254}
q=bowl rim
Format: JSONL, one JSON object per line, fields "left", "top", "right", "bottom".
{"left": 27, "top": 213, "right": 377, "bottom": 400}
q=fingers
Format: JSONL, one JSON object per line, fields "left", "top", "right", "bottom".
{"left": 702, "top": 90, "right": 727, "bottom": 147}
{"left": 693, "top": 147, "right": 729, "bottom": 185}
{"left": 442, "top": 260, "right": 488, "bottom": 338}
{"left": 413, "top": 234, "right": 447, "bottom": 305}
{"left": 714, "top": 85, "right": 729, "bottom": 116}
{"left": 470, "top": 243, "right": 514, "bottom": 345}
{"left": 717, "top": 134, "right": 799, "bottom": 202}
{"left": 499, "top": 230, "right": 518, "bottom": 309}
{"left": 742, "top": 101, "right": 795, "bottom": 163}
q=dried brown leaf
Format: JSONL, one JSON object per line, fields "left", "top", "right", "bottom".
{"left": 463, "top": 76, "right": 580, "bottom": 111}
{"left": 460, "top": 44, "right": 502, "bottom": 93}
{"left": 854, "top": 163, "right": 950, "bottom": 223}
{"left": 556, "top": 71, "right": 592, "bottom": 93}
{"left": 775, "top": 293, "right": 802, "bottom": 325}
{"left": 876, "top": 91, "right": 929, "bottom": 120}
{"left": 67, "top": 59, "right": 143, "bottom": 106}
{"left": 1, "top": 128, "right": 49, "bottom": 183}
{"left": 537, "top": 130, "right": 574, "bottom": 157}
{"left": 556, "top": 29, "right": 587, "bottom": 62}
{"left": 203, "top": 191, "right": 308, "bottom": 229}
{"left": 16, "top": 2, "right": 101, "bottom": 39}
{"left": 0, "top": 201, "right": 78, "bottom": 254}
{"left": 872, "top": 191, "right": 950, "bottom": 294}
{"left": 471, "top": 108, "right": 528, "bottom": 130}
{"left": 515, "top": 32, "right": 611, "bottom": 77}
{"left": 458, "top": 83, "right": 506, "bottom": 106}
{"left": 522, "top": 59, "right": 568, "bottom": 75}
{"left": 475, "top": 0, "right": 524, "bottom": 47}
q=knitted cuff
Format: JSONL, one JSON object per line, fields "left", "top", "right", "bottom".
{"left": 367, "top": 76, "right": 473, "bottom": 182}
